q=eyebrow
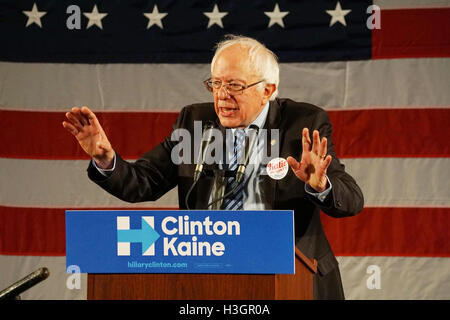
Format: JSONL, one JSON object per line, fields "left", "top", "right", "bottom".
{"left": 211, "top": 77, "right": 246, "bottom": 83}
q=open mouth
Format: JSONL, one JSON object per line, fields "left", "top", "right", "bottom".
{"left": 219, "top": 106, "right": 238, "bottom": 117}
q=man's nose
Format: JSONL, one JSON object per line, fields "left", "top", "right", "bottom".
{"left": 217, "top": 85, "right": 230, "bottom": 100}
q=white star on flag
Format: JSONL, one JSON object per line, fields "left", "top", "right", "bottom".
{"left": 83, "top": 5, "right": 108, "bottom": 30}
{"left": 264, "top": 3, "right": 289, "bottom": 28}
{"left": 144, "top": 5, "right": 168, "bottom": 29}
{"left": 23, "top": 3, "right": 47, "bottom": 28}
{"left": 326, "top": 1, "right": 351, "bottom": 27}
{"left": 203, "top": 4, "right": 228, "bottom": 28}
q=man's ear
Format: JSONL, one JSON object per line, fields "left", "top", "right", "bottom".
{"left": 263, "top": 83, "right": 277, "bottom": 102}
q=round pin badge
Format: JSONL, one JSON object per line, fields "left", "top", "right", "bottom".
{"left": 266, "top": 157, "right": 289, "bottom": 180}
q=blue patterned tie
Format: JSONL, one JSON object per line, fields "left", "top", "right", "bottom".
{"left": 222, "top": 129, "right": 246, "bottom": 210}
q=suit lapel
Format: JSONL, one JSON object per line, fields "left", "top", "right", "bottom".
{"left": 261, "top": 99, "right": 284, "bottom": 209}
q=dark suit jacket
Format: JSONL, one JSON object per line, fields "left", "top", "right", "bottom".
{"left": 88, "top": 98, "right": 364, "bottom": 299}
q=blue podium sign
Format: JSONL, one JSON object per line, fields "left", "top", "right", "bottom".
{"left": 66, "top": 210, "right": 294, "bottom": 274}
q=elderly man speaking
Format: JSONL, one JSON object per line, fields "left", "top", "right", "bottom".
{"left": 63, "top": 35, "right": 364, "bottom": 299}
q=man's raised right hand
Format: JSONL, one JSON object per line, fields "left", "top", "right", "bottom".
{"left": 62, "top": 106, "right": 115, "bottom": 169}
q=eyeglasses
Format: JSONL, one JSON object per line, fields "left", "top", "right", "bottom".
{"left": 203, "top": 78, "right": 265, "bottom": 95}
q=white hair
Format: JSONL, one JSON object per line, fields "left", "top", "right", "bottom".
{"left": 211, "top": 35, "right": 279, "bottom": 100}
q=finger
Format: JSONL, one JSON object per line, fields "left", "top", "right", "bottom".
{"left": 321, "top": 155, "right": 332, "bottom": 170}
{"left": 65, "top": 112, "right": 84, "bottom": 130}
{"left": 302, "top": 128, "right": 311, "bottom": 153}
{"left": 312, "top": 130, "right": 320, "bottom": 155}
{"left": 81, "top": 106, "right": 100, "bottom": 127}
{"left": 319, "top": 137, "right": 328, "bottom": 159}
{"left": 287, "top": 156, "right": 308, "bottom": 182}
{"left": 72, "top": 107, "right": 88, "bottom": 126}
{"left": 287, "top": 156, "right": 300, "bottom": 171}
{"left": 68, "top": 107, "right": 86, "bottom": 125}
{"left": 62, "top": 121, "right": 79, "bottom": 136}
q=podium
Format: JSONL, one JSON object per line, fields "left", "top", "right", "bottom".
{"left": 66, "top": 209, "right": 317, "bottom": 299}
{"left": 87, "top": 247, "right": 317, "bottom": 300}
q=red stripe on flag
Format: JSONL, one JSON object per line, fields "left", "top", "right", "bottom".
{"left": 322, "top": 207, "right": 450, "bottom": 257}
{"left": 1, "top": 205, "right": 448, "bottom": 257}
{"left": 372, "top": 8, "right": 450, "bottom": 59}
{"left": 328, "top": 108, "right": 450, "bottom": 158}
{"left": 0, "top": 206, "right": 66, "bottom": 256}
{"left": 0, "top": 109, "right": 179, "bottom": 160}
{"left": 0, "top": 206, "right": 177, "bottom": 256}
{"left": 1, "top": 108, "right": 449, "bottom": 159}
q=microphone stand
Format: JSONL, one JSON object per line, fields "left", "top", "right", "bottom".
{"left": 207, "top": 169, "right": 240, "bottom": 210}
{"left": 185, "top": 121, "right": 215, "bottom": 209}
{"left": 0, "top": 267, "right": 50, "bottom": 300}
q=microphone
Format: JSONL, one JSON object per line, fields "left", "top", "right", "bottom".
{"left": 194, "top": 121, "right": 215, "bottom": 182}
{"left": 235, "top": 124, "right": 259, "bottom": 184}
{"left": 206, "top": 125, "right": 259, "bottom": 209}
{"left": 185, "top": 121, "right": 215, "bottom": 210}
{"left": 0, "top": 267, "right": 50, "bottom": 300}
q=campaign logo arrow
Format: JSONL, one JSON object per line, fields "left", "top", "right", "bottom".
{"left": 117, "top": 217, "right": 160, "bottom": 255}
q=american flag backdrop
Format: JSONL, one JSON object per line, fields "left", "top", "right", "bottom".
{"left": 0, "top": 0, "right": 449, "bottom": 299}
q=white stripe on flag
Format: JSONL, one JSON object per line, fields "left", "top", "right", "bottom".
{"left": 337, "top": 256, "right": 450, "bottom": 299}
{"left": 0, "top": 255, "right": 87, "bottom": 300}
{"left": 1, "top": 58, "right": 449, "bottom": 111}
{"left": 0, "top": 157, "right": 449, "bottom": 208}
{"left": 342, "top": 158, "right": 450, "bottom": 207}
{"left": 0, "top": 158, "right": 178, "bottom": 208}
